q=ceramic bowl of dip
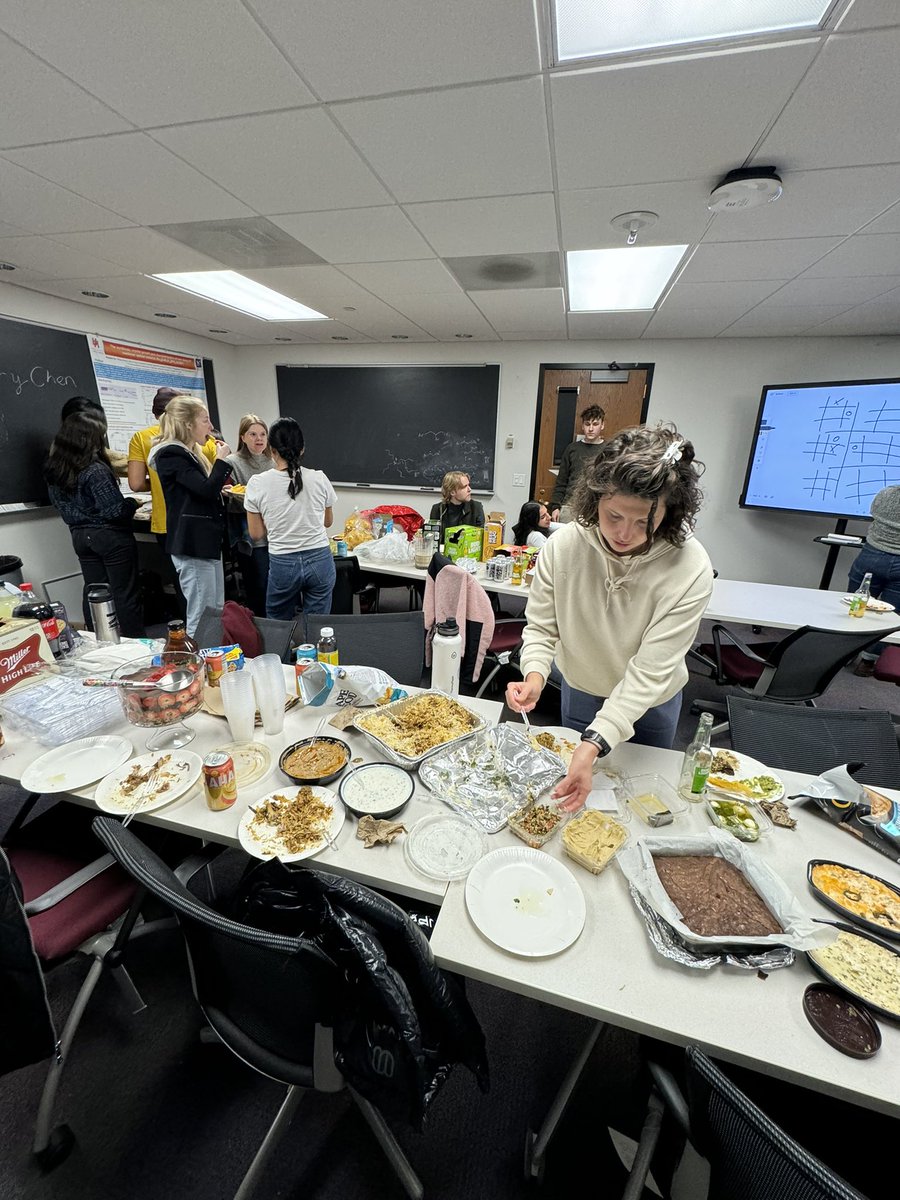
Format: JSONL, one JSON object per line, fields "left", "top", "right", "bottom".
{"left": 338, "top": 762, "right": 415, "bottom": 819}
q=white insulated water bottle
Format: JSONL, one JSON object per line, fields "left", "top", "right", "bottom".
{"left": 432, "top": 617, "right": 462, "bottom": 695}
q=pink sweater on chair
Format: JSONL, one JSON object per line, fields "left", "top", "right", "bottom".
{"left": 424, "top": 559, "right": 495, "bottom": 682}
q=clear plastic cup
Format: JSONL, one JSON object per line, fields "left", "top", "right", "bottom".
{"left": 252, "top": 654, "right": 286, "bottom": 735}
{"left": 220, "top": 668, "right": 256, "bottom": 743}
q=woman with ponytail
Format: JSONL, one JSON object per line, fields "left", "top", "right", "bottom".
{"left": 244, "top": 417, "right": 336, "bottom": 619}
{"left": 507, "top": 424, "right": 713, "bottom": 812}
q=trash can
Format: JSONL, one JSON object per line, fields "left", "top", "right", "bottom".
{"left": 0, "top": 555, "right": 23, "bottom": 587}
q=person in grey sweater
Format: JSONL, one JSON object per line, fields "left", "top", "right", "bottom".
{"left": 550, "top": 404, "right": 605, "bottom": 522}
{"left": 224, "top": 414, "right": 274, "bottom": 616}
{"left": 848, "top": 485, "right": 900, "bottom": 674}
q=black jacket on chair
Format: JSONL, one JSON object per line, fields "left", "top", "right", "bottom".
{"left": 154, "top": 444, "right": 231, "bottom": 559}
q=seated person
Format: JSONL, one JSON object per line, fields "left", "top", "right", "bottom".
{"left": 430, "top": 471, "right": 485, "bottom": 546}
{"left": 550, "top": 404, "right": 606, "bottom": 523}
{"left": 512, "top": 501, "right": 560, "bottom": 549}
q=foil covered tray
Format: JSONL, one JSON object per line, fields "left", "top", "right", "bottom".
{"left": 418, "top": 723, "right": 566, "bottom": 834}
{"left": 352, "top": 691, "right": 486, "bottom": 769}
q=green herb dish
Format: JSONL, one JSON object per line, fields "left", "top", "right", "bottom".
{"left": 706, "top": 797, "right": 767, "bottom": 842}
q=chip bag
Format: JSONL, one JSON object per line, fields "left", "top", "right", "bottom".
{"left": 342, "top": 509, "right": 374, "bottom": 551}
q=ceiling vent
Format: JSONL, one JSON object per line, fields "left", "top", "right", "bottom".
{"left": 444, "top": 251, "right": 561, "bottom": 291}
{"left": 150, "top": 217, "right": 326, "bottom": 269}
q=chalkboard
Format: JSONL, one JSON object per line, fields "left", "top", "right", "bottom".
{"left": 275, "top": 364, "right": 499, "bottom": 490}
{"left": 0, "top": 314, "right": 103, "bottom": 509}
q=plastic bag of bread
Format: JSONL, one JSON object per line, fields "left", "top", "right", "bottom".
{"left": 342, "top": 509, "right": 374, "bottom": 550}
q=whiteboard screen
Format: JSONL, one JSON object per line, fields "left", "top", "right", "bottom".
{"left": 740, "top": 378, "right": 900, "bottom": 519}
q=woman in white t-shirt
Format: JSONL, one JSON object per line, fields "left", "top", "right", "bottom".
{"left": 512, "top": 501, "right": 560, "bottom": 549}
{"left": 244, "top": 418, "right": 337, "bottom": 619}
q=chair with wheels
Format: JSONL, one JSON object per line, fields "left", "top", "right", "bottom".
{"left": 726, "top": 695, "right": 900, "bottom": 786}
{"left": 194, "top": 605, "right": 297, "bottom": 662}
{"left": 304, "top": 611, "right": 425, "bottom": 685}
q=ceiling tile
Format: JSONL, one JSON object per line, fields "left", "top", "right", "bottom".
{"left": 566, "top": 312, "right": 652, "bottom": 339}
{"left": 0, "top": 32, "right": 131, "bottom": 148}
{"left": 0, "top": 157, "right": 134, "bottom": 234}
{"left": 802, "top": 233, "right": 900, "bottom": 277}
{"left": 48, "top": 228, "right": 226, "bottom": 274}
{"left": 806, "top": 300, "right": 900, "bottom": 335}
{"left": 245, "top": 0, "right": 540, "bottom": 100}
{"left": 720, "top": 305, "right": 854, "bottom": 336}
{"left": 677, "top": 238, "right": 839, "bottom": 283}
{"left": 333, "top": 78, "right": 552, "bottom": 202}
{"left": 339, "top": 259, "right": 461, "bottom": 297}
{"left": 643, "top": 306, "right": 751, "bottom": 338}
{"left": 550, "top": 42, "right": 819, "bottom": 190}
{"left": 468, "top": 288, "right": 567, "bottom": 334}
{"left": 757, "top": 30, "right": 900, "bottom": 170}
{"left": 0, "top": 220, "right": 27, "bottom": 238}
{"left": 24, "top": 272, "right": 220, "bottom": 311}
{"left": 662, "top": 280, "right": 786, "bottom": 308}
{"left": 703, "top": 165, "right": 900, "bottom": 242}
{"left": 154, "top": 110, "right": 391, "bottom": 214}
{"left": 837, "top": 1, "right": 900, "bottom": 31}
{"left": 404, "top": 194, "right": 559, "bottom": 257}
{"left": 857, "top": 199, "right": 900, "bottom": 235}
{"left": 0, "top": 0, "right": 314, "bottom": 126}
{"left": 270, "top": 207, "right": 432, "bottom": 263}
{"left": 559, "top": 181, "right": 712, "bottom": 250}
{"left": 762, "top": 276, "right": 900, "bottom": 306}
{"left": 0, "top": 235, "right": 132, "bottom": 280}
{"left": 5, "top": 134, "right": 253, "bottom": 226}
{"left": 244, "top": 265, "right": 393, "bottom": 312}
{"left": 382, "top": 292, "right": 499, "bottom": 339}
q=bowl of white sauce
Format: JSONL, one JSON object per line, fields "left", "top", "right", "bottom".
{"left": 338, "top": 762, "right": 415, "bottom": 819}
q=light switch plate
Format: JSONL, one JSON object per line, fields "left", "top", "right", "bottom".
{"left": 512, "top": 473, "right": 525, "bottom": 487}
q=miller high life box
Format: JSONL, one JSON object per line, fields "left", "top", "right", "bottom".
{"left": 0, "top": 617, "right": 56, "bottom": 696}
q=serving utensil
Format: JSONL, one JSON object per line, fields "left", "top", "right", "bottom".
{"left": 82, "top": 667, "right": 195, "bottom": 693}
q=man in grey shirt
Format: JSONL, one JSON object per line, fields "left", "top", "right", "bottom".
{"left": 550, "top": 404, "right": 605, "bottom": 523}
{"left": 848, "top": 484, "right": 900, "bottom": 674}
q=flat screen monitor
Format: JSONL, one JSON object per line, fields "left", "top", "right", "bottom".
{"left": 740, "top": 377, "right": 900, "bottom": 519}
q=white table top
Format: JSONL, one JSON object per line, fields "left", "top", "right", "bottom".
{"left": 358, "top": 555, "right": 530, "bottom": 599}
{"left": 708, "top": 577, "right": 900, "bottom": 642}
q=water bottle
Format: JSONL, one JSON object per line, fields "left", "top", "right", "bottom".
{"left": 316, "top": 626, "right": 339, "bottom": 666}
{"left": 86, "top": 583, "right": 120, "bottom": 644}
{"left": 432, "top": 617, "right": 462, "bottom": 695}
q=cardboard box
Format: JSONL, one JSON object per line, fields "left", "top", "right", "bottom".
{"left": 444, "top": 525, "right": 484, "bottom": 563}
{"left": 482, "top": 520, "right": 505, "bottom": 560}
{"left": 0, "top": 617, "right": 56, "bottom": 696}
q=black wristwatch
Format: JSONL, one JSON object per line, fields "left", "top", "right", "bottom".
{"left": 580, "top": 730, "right": 611, "bottom": 757}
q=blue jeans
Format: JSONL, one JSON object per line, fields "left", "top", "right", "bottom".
{"left": 561, "top": 679, "right": 683, "bottom": 750}
{"left": 266, "top": 547, "right": 336, "bottom": 620}
{"left": 848, "top": 544, "right": 900, "bottom": 660}
{"left": 171, "top": 555, "right": 224, "bottom": 638}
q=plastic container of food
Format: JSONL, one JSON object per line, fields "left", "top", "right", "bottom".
{"left": 706, "top": 796, "right": 771, "bottom": 842}
{"left": 339, "top": 762, "right": 415, "bottom": 819}
{"left": 807, "top": 860, "right": 900, "bottom": 941}
{"left": 507, "top": 802, "right": 568, "bottom": 849}
{"left": 807, "top": 920, "right": 900, "bottom": 1023}
{"left": 113, "top": 653, "right": 204, "bottom": 729}
{"left": 802, "top": 983, "right": 881, "bottom": 1059}
{"left": 279, "top": 736, "right": 350, "bottom": 785}
{"left": 562, "top": 810, "right": 629, "bottom": 875}
{"left": 622, "top": 773, "right": 687, "bottom": 827}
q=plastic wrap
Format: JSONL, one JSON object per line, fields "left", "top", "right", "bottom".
{"left": 0, "top": 673, "right": 121, "bottom": 745}
{"left": 354, "top": 530, "right": 414, "bottom": 563}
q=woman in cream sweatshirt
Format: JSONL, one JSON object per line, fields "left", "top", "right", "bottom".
{"left": 507, "top": 425, "right": 713, "bottom": 812}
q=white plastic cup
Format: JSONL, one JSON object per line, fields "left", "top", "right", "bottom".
{"left": 220, "top": 668, "right": 256, "bottom": 743}
{"left": 252, "top": 654, "right": 286, "bottom": 735}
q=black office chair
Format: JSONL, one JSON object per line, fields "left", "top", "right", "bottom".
{"left": 624, "top": 1046, "right": 867, "bottom": 1200}
{"left": 304, "top": 612, "right": 425, "bottom": 685}
{"left": 91, "top": 817, "right": 425, "bottom": 1200}
{"left": 689, "top": 623, "right": 900, "bottom": 733}
{"left": 727, "top": 696, "right": 900, "bottom": 786}
{"left": 194, "top": 605, "right": 297, "bottom": 663}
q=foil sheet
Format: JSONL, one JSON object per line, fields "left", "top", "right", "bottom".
{"left": 418, "top": 724, "right": 565, "bottom": 833}
{"left": 629, "top": 886, "right": 795, "bottom": 971}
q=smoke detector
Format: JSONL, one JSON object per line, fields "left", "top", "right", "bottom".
{"left": 708, "top": 167, "right": 783, "bottom": 212}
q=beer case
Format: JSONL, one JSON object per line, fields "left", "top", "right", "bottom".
{"left": 443, "top": 525, "right": 483, "bottom": 563}
{"left": 0, "top": 617, "right": 56, "bottom": 696}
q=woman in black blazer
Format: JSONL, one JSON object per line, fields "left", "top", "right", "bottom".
{"left": 149, "top": 396, "right": 232, "bottom": 635}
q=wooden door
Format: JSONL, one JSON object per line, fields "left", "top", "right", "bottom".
{"left": 531, "top": 365, "right": 651, "bottom": 506}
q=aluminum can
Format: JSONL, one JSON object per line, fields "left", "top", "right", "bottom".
{"left": 294, "top": 643, "right": 318, "bottom": 694}
{"left": 335, "top": 539, "right": 348, "bottom": 557}
{"left": 205, "top": 651, "right": 225, "bottom": 687}
{"left": 203, "top": 750, "right": 237, "bottom": 811}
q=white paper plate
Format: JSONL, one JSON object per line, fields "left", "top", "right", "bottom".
{"left": 218, "top": 741, "right": 274, "bottom": 788}
{"left": 514, "top": 724, "right": 579, "bottom": 767}
{"left": 465, "top": 846, "right": 586, "bottom": 957}
{"left": 95, "top": 750, "right": 202, "bottom": 814}
{"left": 238, "top": 785, "right": 345, "bottom": 862}
{"left": 707, "top": 749, "right": 785, "bottom": 803}
{"left": 21, "top": 735, "right": 134, "bottom": 794}
{"left": 841, "top": 595, "right": 895, "bottom": 614}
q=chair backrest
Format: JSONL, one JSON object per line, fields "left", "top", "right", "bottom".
{"left": 686, "top": 1047, "right": 866, "bottom": 1200}
{"left": 194, "top": 605, "right": 297, "bottom": 662}
{"left": 303, "top": 612, "right": 425, "bottom": 685}
{"left": 727, "top": 695, "right": 900, "bottom": 785}
{"left": 756, "top": 624, "right": 900, "bottom": 701}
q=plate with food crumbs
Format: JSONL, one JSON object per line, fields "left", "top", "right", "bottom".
{"left": 465, "top": 846, "right": 586, "bottom": 957}
{"left": 95, "top": 750, "right": 202, "bottom": 814}
{"left": 238, "top": 785, "right": 344, "bottom": 862}
{"left": 520, "top": 725, "right": 579, "bottom": 766}
{"left": 707, "top": 749, "right": 784, "bottom": 802}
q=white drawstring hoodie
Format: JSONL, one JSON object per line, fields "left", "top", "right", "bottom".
{"left": 519, "top": 521, "right": 713, "bottom": 750}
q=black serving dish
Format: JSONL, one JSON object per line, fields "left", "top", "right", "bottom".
{"left": 802, "top": 983, "right": 881, "bottom": 1059}
{"left": 807, "top": 859, "right": 900, "bottom": 941}
{"left": 279, "top": 736, "right": 350, "bottom": 785}
{"left": 806, "top": 919, "right": 900, "bottom": 1024}
{"left": 338, "top": 762, "right": 414, "bottom": 819}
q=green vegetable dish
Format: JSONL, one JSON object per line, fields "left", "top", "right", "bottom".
{"left": 707, "top": 797, "right": 761, "bottom": 842}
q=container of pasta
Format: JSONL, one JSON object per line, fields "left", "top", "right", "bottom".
{"left": 562, "top": 810, "right": 629, "bottom": 875}
{"left": 353, "top": 691, "right": 486, "bottom": 768}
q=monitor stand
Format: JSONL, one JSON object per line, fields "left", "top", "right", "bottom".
{"left": 814, "top": 519, "right": 863, "bottom": 590}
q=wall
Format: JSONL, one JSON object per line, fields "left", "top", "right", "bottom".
{"left": 0, "top": 282, "right": 238, "bottom": 595}
{"left": 228, "top": 334, "right": 900, "bottom": 589}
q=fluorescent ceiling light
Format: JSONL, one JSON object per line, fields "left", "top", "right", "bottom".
{"left": 150, "top": 270, "right": 328, "bottom": 321}
{"left": 553, "top": 0, "right": 830, "bottom": 62}
{"left": 566, "top": 246, "right": 688, "bottom": 312}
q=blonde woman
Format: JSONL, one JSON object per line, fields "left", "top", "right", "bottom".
{"left": 224, "top": 414, "right": 274, "bottom": 615}
{"left": 429, "top": 471, "right": 485, "bottom": 546}
{"left": 149, "top": 397, "right": 232, "bottom": 634}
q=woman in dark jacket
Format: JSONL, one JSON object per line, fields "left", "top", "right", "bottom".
{"left": 45, "top": 410, "right": 145, "bottom": 637}
{"left": 149, "top": 396, "right": 232, "bottom": 636}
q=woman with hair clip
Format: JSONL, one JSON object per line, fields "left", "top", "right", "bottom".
{"left": 149, "top": 396, "right": 232, "bottom": 635}
{"left": 45, "top": 410, "right": 145, "bottom": 636}
{"left": 507, "top": 424, "right": 714, "bottom": 812}
{"left": 243, "top": 417, "right": 337, "bottom": 619}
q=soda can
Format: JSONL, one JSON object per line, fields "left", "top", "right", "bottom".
{"left": 204, "top": 650, "right": 225, "bottom": 687}
{"left": 203, "top": 750, "right": 237, "bottom": 811}
{"left": 335, "top": 539, "right": 348, "bottom": 557}
{"left": 294, "top": 643, "right": 318, "bottom": 694}
{"left": 295, "top": 644, "right": 317, "bottom": 662}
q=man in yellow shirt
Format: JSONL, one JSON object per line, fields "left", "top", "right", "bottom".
{"left": 127, "top": 387, "right": 217, "bottom": 534}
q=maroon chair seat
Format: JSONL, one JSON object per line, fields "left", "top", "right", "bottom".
{"left": 873, "top": 645, "right": 900, "bottom": 683}
{"left": 696, "top": 641, "right": 777, "bottom": 687}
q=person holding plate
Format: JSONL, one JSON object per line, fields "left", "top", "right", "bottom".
{"left": 506, "top": 424, "right": 713, "bottom": 813}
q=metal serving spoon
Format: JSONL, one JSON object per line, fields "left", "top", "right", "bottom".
{"left": 81, "top": 667, "right": 196, "bottom": 693}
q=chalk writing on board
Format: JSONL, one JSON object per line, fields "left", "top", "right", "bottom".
{"left": 802, "top": 392, "right": 900, "bottom": 508}
{"left": 383, "top": 430, "right": 491, "bottom": 486}
{"left": 0, "top": 366, "right": 78, "bottom": 396}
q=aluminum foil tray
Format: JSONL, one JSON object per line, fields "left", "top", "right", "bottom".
{"left": 352, "top": 691, "right": 486, "bottom": 769}
{"left": 418, "top": 723, "right": 566, "bottom": 834}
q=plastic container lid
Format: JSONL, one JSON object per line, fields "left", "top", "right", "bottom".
{"left": 404, "top": 812, "right": 486, "bottom": 880}
{"left": 802, "top": 984, "right": 881, "bottom": 1059}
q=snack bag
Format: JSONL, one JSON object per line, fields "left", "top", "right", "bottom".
{"left": 297, "top": 663, "right": 408, "bottom": 708}
{"left": 198, "top": 644, "right": 245, "bottom": 672}
{"left": 343, "top": 508, "right": 374, "bottom": 551}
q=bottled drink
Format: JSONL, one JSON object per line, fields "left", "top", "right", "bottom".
{"left": 316, "top": 626, "right": 339, "bottom": 666}
{"left": 13, "top": 589, "right": 61, "bottom": 655}
{"left": 677, "top": 712, "right": 714, "bottom": 802}
{"left": 86, "top": 584, "right": 120, "bottom": 644}
{"left": 432, "top": 617, "right": 461, "bottom": 695}
{"left": 165, "top": 618, "right": 198, "bottom": 655}
{"left": 849, "top": 572, "right": 872, "bottom": 617}
{"left": 511, "top": 550, "right": 525, "bottom": 585}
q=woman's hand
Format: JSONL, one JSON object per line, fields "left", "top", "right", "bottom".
{"left": 505, "top": 673, "right": 543, "bottom": 713}
{"left": 215, "top": 441, "right": 232, "bottom": 459}
{"left": 550, "top": 507, "right": 560, "bottom": 521}
{"left": 551, "top": 742, "right": 598, "bottom": 813}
